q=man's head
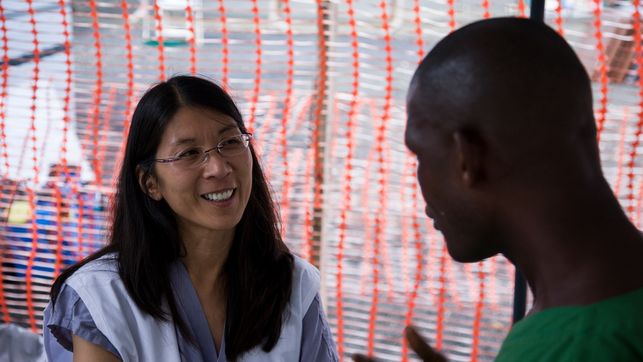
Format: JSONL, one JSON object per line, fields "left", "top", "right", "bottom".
{"left": 406, "top": 18, "right": 600, "bottom": 262}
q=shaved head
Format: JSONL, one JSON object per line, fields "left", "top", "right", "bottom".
{"left": 404, "top": 18, "right": 643, "bottom": 320}
{"left": 405, "top": 18, "right": 604, "bottom": 262}
{"left": 408, "top": 17, "right": 597, "bottom": 170}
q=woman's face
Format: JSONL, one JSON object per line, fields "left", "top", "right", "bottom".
{"left": 145, "top": 106, "right": 253, "bottom": 242}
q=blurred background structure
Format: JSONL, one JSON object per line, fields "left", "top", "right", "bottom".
{"left": 0, "top": 0, "right": 642, "bottom": 361}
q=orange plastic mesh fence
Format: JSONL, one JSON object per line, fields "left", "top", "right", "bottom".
{"left": 0, "top": 1, "right": 642, "bottom": 361}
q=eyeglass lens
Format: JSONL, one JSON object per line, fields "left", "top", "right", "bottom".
{"left": 185, "top": 134, "right": 249, "bottom": 168}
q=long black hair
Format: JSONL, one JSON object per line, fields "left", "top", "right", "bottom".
{"left": 50, "top": 75, "right": 294, "bottom": 360}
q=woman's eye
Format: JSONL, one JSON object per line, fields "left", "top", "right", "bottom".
{"left": 222, "top": 137, "right": 242, "bottom": 146}
{"left": 178, "top": 149, "right": 200, "bottom": 158}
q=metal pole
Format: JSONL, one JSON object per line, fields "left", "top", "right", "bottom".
{"left": 512, "top": 0, "right": 547, "bottom": 325}
{"left": 312, "top": 0, "right": 334, "bottom": 307}
{"left": 512, "top": 269, "right": 528, "bottom": 323}
{"left": 530, "top": 0, "right": 545, "bottom": 23}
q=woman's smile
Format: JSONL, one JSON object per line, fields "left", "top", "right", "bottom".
{"left": 200, "top": 188, "right": 237, "bottom": 208}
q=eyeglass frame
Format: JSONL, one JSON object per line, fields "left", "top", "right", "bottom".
{"left": 152, "top": 133, "right": 253, "bottom": 168}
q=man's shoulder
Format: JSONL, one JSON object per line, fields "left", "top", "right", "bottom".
{"left": 498, "top": 325, "right": 643, "bottom": 362}
{"left": 497, "top": 288, "right": 643, "bottom": 361}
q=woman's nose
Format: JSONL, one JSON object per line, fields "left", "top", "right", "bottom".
{"left": 201, "top": 150, "right": 232, "bottom": 178}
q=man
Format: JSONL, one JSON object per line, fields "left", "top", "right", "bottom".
{"left": 355, "top": 17, "right": 643, "bottom": 361}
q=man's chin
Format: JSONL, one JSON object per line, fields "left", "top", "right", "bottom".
{"left": 446, "top": 243, "right": 497, "bottom": 263}
{"left": 449, "top": 253, "right": 483, "bottom": 263}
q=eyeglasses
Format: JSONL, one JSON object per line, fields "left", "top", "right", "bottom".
{"left": 154, "top": 133, "right": 253, "bottom": 169}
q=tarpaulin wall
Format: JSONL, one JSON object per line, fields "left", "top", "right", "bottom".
{"left": 0, "top": 0, "right": 642, "bottom": 361}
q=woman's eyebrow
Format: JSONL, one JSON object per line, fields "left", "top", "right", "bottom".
{"left": 167, "top": 124, "right": 238, "bottom": 147}
{"left": 170, "top": 138, "right": 197, "bottom": 147}
{"left": 219, "top": 124, "right": 239, "bottom": 135}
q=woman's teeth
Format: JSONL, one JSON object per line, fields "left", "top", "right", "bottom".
{"left": 203, "top": 189, "right": 234, "bottom": 201}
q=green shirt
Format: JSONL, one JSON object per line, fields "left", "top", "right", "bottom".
{"left": 496, "top": 287, "right": 643, "bottom": 361}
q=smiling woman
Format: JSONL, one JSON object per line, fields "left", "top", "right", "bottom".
{"left": 145, "top": 107, "right": 254, "bottom": 241}
{"left": 41, "top": 75, "right": 339, "bottom": 362}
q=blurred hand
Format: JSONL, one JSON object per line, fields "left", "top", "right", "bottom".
{"left": 404, "top": 326, "right": 447, "bottom": 362}
{"left": 352, "top": 326, "right": 447, "bottom": 362}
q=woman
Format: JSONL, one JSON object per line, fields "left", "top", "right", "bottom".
{"left": 43, "top": 75, "right": 338, "bottom": 361}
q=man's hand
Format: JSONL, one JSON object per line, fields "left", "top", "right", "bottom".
{"left": 404, "top": 326, "right": 447, "bottom": 362}
{"left": 352, "top": 326, "right": 447, "bottom": 362}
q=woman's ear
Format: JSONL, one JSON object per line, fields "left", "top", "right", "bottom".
{"left": 136, "top": 165, "right": 162, "bottom": 201}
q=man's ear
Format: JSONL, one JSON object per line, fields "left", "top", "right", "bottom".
{"left": 453, "top": 130, "right": 486, "bottom": 187}
{"left": 136, "top": 165, "right": 162, "bottom": 201}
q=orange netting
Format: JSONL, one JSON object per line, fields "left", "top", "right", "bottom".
{"left": 0, "top": 1, "right": 642, "bottom": 361}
